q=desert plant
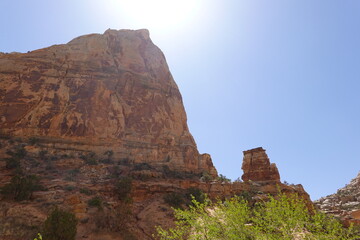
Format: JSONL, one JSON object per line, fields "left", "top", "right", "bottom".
{"left": 216, "top": 174, "right": 231, "bottom": 183}
{"left": 155, "top": 192, "right": 360, "bottom": 240}
{"left": 80, "top": 152, "right": 98, "bottom": 165}
{"left": 116, "top": 177, "right": 132, "bottom": 201}
{"left": 5, "top": 157, "right": 20, "bottom": 169}
{"left": 43, "top": 207, "right": 77, "bottom": 240}
{"left": 88, "top": 196, "right": 102, "bottom": 208}
{"left": 1, "top": 174, "right": 44, "bottom": 201}
{"left": 164, "top": 192, "right": 184, "bottom": 209}
{"left": 185, "top": 187, "right": 205, "bottom": 204}
{"left": 79, "top": 188, "right": 93, "bottom": 195}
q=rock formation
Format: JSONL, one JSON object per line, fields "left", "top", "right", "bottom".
{"left": 315, "top": 171, "right": 360, "bottom": 226}
{"left": 0, "top": 29, "right": 217, "bottom": 176}
{"left": 0, "top": 30, "right": 312, "bottom": 239}
{"left": 241, "top": 147, "right": 280, "bottom": 182}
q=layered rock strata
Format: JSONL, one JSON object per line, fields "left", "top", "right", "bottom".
{"left": 315, "top": 171, "right": 360, "bottom": 226}
{"left": 241, "top": 147, "right": 280, "bottom": 182}
{"left": 0, "top": 29, "right": 217, "bottom": 176}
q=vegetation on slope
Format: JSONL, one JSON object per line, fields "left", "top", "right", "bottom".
{"left": 155, "top": 192, "right": 360, "bottom": 240}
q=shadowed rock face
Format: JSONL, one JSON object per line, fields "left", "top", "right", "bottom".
{"left": 241, "top": 147, "right": 280, "bottom": 182}
{"left": 0, "top": 29, "right": 217, "bottom": 176}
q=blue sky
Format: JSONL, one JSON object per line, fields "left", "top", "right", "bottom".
{"left": 1, "top": 0, "right": 359, "bottom": 200}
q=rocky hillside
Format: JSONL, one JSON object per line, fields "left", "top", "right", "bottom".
{"left": 0, "top": 30, "right": 311, "bottom": 240}
{"left": 315, "top": 172, "right": 360, "bottom": 226}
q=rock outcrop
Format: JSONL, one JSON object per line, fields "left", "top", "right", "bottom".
{"left": 241, "top": 147, "right": 280, "bottom": 182}
{"left": 0, "top": 30, "right": 312, "bottom": 240}
{"left": 315, "top": 171, "right": 360, "bottom": 226}
{"left": 0, "top": 29, "right": 216, "bottom": 176}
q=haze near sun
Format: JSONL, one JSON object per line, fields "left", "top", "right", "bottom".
{"left": 108, "top": 0, "right": 201, "bottom": 31}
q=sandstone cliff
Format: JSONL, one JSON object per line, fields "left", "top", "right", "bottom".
{"left": 0, "top": 30, "right": 312, "bottom": 240}
{"left": 0, "top": 29, "right": 216, "bottom": 176}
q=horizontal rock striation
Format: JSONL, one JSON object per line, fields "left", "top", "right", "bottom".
{"left": 241, "top": 147, "right": 280, "bottom": 182}
{"left": 0, "top": 29, "right": 217, "bottom": 176}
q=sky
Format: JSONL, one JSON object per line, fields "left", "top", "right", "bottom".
{"left": 1, "top": 0, "right": 360, "bottom": 200}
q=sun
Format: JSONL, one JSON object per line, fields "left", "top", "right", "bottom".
{"left": 110, "top": 0, "right": 201, "bottom": 31}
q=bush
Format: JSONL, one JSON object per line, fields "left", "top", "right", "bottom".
{"left": 1, "top": 175, "right": 44, "bottom": 201}
{"left": 80, "top": 152, "right": 98, "bottom": 165}
{"left": 79, "top": 188, "right": 93, "bottom": 195}
{"left": 88, "top": 196, "right": 102, "bottom": 208}
{"left": 43, "top": 207, "right": 77, "bottom": 240}
{"left": 155, "top": 192, "right": 360, "bottom": 240}
{"left": 185, "top": 187, "right": 205, "bottom": 204}
{"left": 5, "top": 157, "right": 20, "bottom": 169}
{"left": 216, "top": 174, "right": 231, "bottom": 183}
{"left": 116, "top": 177, "right": 132, "bottom": 201}
{"left": 164, "top": 192, "right": 184, "bottom": 209}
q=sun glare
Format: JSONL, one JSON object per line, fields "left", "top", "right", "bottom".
{"left": 111, "top": 0, "right": 201, "bottom": 30}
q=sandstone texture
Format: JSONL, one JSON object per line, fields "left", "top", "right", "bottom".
{"left": 241, "top": 147, "right": 280, "bottom": 182}
{"left": 315, "top": 171, "right": 360, "bottom": 226}
{"left": 0, "top": 30, "right": 312, "bottom": 240}
{"left": 0, "top": 29, "right": 216, "bottom": 176}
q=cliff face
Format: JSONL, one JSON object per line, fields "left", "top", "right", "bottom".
{"left": 0, "top": 29, "right": 216, "bottom": 176}
{"left": 0, "top": 30, "right": 312, "bottom": 240}
{"left": 315, "top": 172, "right": 360, "bottom": 226}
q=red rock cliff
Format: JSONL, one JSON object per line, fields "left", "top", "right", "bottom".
{"left": 0, "top": 29, "right": 217, "bottom": 176}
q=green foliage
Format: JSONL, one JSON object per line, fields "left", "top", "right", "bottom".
{"left": 116, "top": 177, "right": 132, "bottom": 201}
{"left": 133, "top": 162, "right": 153, "bottom": 171}
{"left": 34, "top": 233, "right": 42, "bottom": 240}
{"left": 185, "top": 187, "right": 206, "bottom": 204}
{"left": 80, "top": 152, "right": 98, "bottom": 165}
{"left": 5, "top": 145, "right": 27, "bottom": 170}
{"left": 200, "top": 172, "right": 213, "bottom": 183}
{"left": 43, "top": 207, "right": 77, "bottom": 240}
{"left": 64, "top": 185, "right": 76, "bottom": 191}
{"left": 5, "top": 157, "right": 20, "bottom": 169}
{"left": 1, "top": 174, "right": 44, "bottom": 201}
{"left": 79, "top": 187, "right": 93, "bottom": 195}
{"left": 164, "top": 192, "right": 184, "bottom": 209}
{"left": 216, "top": 174, "right": 231, "bottom": 183}
{"left": 88, "top": 196, "right": 102, "bottom": 208}
{"left": 155, "top": 192, "right": 360, "bottom": 240}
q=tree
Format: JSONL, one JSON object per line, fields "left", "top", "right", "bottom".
{"left": 1, "top": 175, "right": 43, "bottom": 201}
{"left": 155, "top": 192, "right": 360, "bottom": 240}
{"left": 43, "top": 207, "right": 77, "bottom": 240}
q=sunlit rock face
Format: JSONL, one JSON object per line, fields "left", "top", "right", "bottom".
{"left": 241, "top": 147, "right": 280, "bottom": 182}
{"left": 315, "top": 171, "right": 360, "bottom": 226}
{"left": 0, "top": 29, "right": 217, "bottom": 176}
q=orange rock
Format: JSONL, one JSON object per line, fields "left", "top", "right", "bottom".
{"left": 241, "top": 147, "right": 280, "bottom": 182}
{"left": 0, "top": 29, "right": 217, "bottom": 176}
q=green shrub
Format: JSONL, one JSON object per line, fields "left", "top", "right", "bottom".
{"left": 64, "top": 185, "right": 76, "bottom": 191}
{"left": 7, "top": 145, "right": 27, "bottom": 159}
{"left": 88, "top": 196, "right": 102, "bottom": 208}
{"left": 155, "top": 192, "right": 360, "bottom": 240}
{"left": 43, "top": 207, "right": 77, "bottom": 240}
{"left": 116, "top": 177, "right": 132, "bottom": 201}
{"left": 1, "top": 175, "right": 44, "bottom": 201}
{"left": 216, "top": 174, "right": 231, "bottom": 183}
{"left": 185, "top": 187, "right": 205, "bottom": 204}
{"left": 80, "top": 152, "right": 98, "bottom": 165}
{"left": 5, "top": 157, "right": 20, "bottom": 169}
{"left": 79, "top": 188, "right": 93, "bottom": 195}
{"left": 164, "top": 192, "right": 184, "bottom": 209}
